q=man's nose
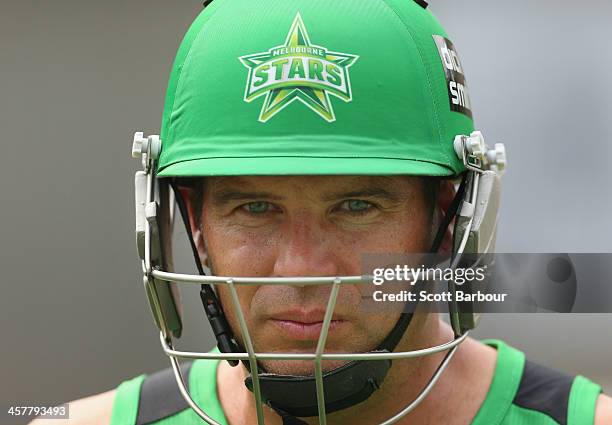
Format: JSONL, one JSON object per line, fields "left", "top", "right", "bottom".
{"left": 272, "top": 214, "right": 340, "bottom": 278}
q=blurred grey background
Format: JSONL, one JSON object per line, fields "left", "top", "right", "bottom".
{"left": 0, "top": 1, "right": 610, "bottom": 423}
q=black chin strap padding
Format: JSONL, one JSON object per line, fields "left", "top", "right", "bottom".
{"left": 245, "top": 356, "right": 391, "bottom": 418}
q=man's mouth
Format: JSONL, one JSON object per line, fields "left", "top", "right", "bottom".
{"left": 270, "top": 319, "right": 348, "bottom": 341}
{"left": 269, "top": 310, "right": 348, "bottom": 341}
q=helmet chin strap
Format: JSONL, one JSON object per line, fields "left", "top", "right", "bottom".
{"left": 172, "top": 176, "right": 467, "bottom": 423}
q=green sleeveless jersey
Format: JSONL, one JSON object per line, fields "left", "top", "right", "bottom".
{"left": 110, "top": 340, "right": 602, "bottom": 425}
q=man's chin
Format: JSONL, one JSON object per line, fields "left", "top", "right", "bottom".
{"left": 257, "top": 358, "right": 350, "bottom": 377}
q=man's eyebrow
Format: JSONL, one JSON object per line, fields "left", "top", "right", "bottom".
{"left": 321, "top": 187, "right": 401, "bottom": 202}
{"left": 211, "top": 190, "right": 284, "bottom": 204}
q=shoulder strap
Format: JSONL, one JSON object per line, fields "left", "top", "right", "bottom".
{"left": 473, "top": 340, "right": 602, "bottom": 425}
{"left": 512, "top": 360, "right": 574, "bottom": 425}
{"left": 111, "top": 359, "right": 229, "bottom": 425}
{"left": 135, "top": 362, "right": 194, "bottom": 425}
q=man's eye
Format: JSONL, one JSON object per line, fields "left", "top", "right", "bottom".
{"left": 339, "top": 199, "right": 374, "bottom": 213}
{"left": 242, "top": 201, "right": 273, "bottom": 214}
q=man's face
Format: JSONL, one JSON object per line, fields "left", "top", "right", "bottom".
{"left": 195, "top": 175, "right": 434, "bottom": 375}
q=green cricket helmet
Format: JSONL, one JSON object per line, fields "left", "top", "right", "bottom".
{"left": 156, "top": 0, "right": 474, "bottom": 178}
{"left": 131, "top": 0, "right": 507, "bottom": 424}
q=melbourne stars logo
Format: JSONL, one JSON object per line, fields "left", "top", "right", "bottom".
{"left": 239, "top": 13, "right": 359, "bottom": 123}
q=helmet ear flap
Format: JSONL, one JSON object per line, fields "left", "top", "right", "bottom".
{"left": 157, "top": 178, "right": 184, "bottom": 337}
{"left": 143, "top": 177, "right": 183, "bottom": 339}
{"left": 448, "top": 171, "right": 501, "bottom": 335}
{"left": 453, "top": 171, "right": 501, "bottom": 256}
{"left": 133, "top": 170, "right": 183, "bottom": 340}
